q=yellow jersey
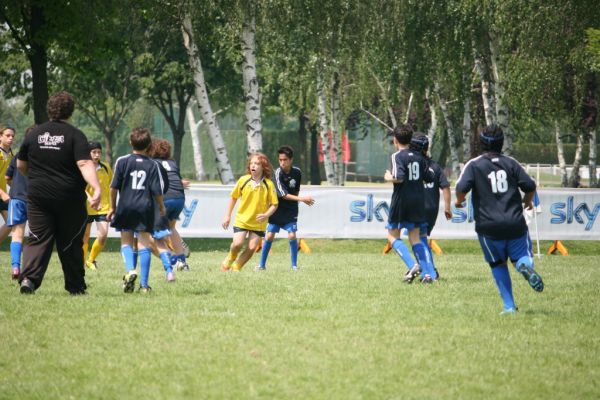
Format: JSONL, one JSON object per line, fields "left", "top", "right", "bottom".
{"left": 86, "top": 161, "right": 113, "bottom": 215}
{"left": 231, "top": 174, "right": 278, "bottom": 231}
{"left": 0, "top": 147, "right": 13, "bottom": 192}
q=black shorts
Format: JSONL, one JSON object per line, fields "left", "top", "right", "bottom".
{"left": 0, "top": 200, "right": 8, "bottom": 211}
{"left": 233, "top": 226, "right": 265, "bottom": 238}
{"left": 87, "top": 214, "right": 108, "bottom": 223}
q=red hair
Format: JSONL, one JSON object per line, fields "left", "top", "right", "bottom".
{"left": 246, "top": 152, "right": 273, "bottom": 179}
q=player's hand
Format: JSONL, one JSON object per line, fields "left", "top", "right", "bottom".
{"left": 256, "top": 213, "right": 267, "bottom": 223}
{"left": 444, "top": 209, "right": 452, "bottom": 220}
{"left": 454, "top": 201, "right": 465, "bottom": 208}
{"left": 222, "top": 216, "right": 230, "bottom": 230}
{"left": 384, "top": 170, "right": 393, "bottom": 181}
{"left": 0, "top": 193, "right": 9, "bottom": 203}
{"left": 301, "top": 196, "right": 315, "bottom": 206}
{"left": 89, "top": 192, "right": 101, "bottom": 210}
{"left": 106, "top": 210, "right": 114, "bottom": 222}
{"left": 523, "top": 200, "right": 533, "bottom": 210}
{"left": 159, "top": 205, "right": 166, "bottom": 216}
{"left": 182, "top": 179, "right": 191, "bottom": 189}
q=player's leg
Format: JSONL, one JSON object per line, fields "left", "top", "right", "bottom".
{"left": 88, "top": 219, "right": 108, "bottom": 269}
{"left": 137, "top": 232, "right": 154, "bottom": 291}
{"left": 82, "top": 220, "right": 92, "bottom": 267}
{"left": 478, "top": 234, "right": 516, "bottom": 314}
{"left": 258, "top": 225, "right": 278, "bottom": 270}
{"left": 54, "top": 198, "right": 88, "bottom": 294}
{"left": 408, "top": 225, "right": 436, "bottom": 281}
{"left": 0, "top": 208, "right": 11, "bottom": 244}
{"left": 10, "top": 223, "right": 25, "bottom": 280}
{"left": 420, "top": 223, "right": 439, "bottom": 279}
{"left": 168, "top": 219, "right": 188, "bottom": 271}
{"left": 386, "top": 223, "right": 417, "bottom": 272}
{"left": 154, "top": 233, "right": 175, "bottom": 282}
{"left": 235, "top": 231, "right": 262, "bottom": 270}
{"left": 509, "top": 233, "right": 543, "bottom": 292}
{"left": 285, "top": 222, "right": 299, "bottom": 270}
{"left": 222, "top": 229, "right": 247, "bottom": 271}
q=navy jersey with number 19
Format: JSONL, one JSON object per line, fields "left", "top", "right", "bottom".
{"left": 388, "top": 149, "right": 433, "bottom": 224}
{"left": 110, "top": 153, "right": 164, "bottom": 232}
{"left": 455, "top": 153, "right": 536, "bottom": 240}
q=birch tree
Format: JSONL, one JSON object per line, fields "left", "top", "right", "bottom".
{"left": 186, "top": 104, "right": 207, "bottom": 181}
{"left": 589, "top": 130, "right": 598, "bottom": 187}
{"left": 240, "top": 0, "right": 262, "bottom": 154}
{"left": 555, "top": 122, "right": 569, "bottom": 187}
{"left": 181, "top": 13, "right": 234, "bottom": 184}
{"left": 568, "top": 133, "right": 584, "bottom": 187}
{"left": 436, "top": 83, "right": 460, "bottom": 178}
{"left": 316, "top": 65, "right": 336, "bottom": 185}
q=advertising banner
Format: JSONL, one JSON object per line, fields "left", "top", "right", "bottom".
{"left": 172, "top": 185, "right": 599, "bottom": 240}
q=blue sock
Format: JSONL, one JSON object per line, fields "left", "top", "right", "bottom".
{"left": 132, "top": 251, "right": 138, "bottom": 268}
{"left": 491, "top": 264, "right": 515, "bottom": 310}
{"left": 420, "top": 236, "right": 436, "bottom": 272}
{"left": 10, "top": 241, "right": 22, "bottom": 267}
{"left": 121, "top": 245, "right": 135, "bottom": 272}
{"left": 170, "top": 254, "right": 178, "bottom": 266}
{"left": 392, "top": 239, "right": 415, "bottom": 269}
{"left": 516, "top": 256, "right": 533, "bottom": 270}
{"left": 160, "top": 251, "right": 172, "bottom": 273}
{"left": 259, "top": 240, "right": 273, "bottom": 268}
{"left": 139, "top": 248, "right": 152, "bottom": 288}
{"left": 289, "top": 239, "right": 298, "bottom": 267}
{"left": 412, "top": 242, "right": 437, "bottom": 279}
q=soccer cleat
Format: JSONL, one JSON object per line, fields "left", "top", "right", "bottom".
{"left": 500, "top": 307, "right": 518, "bottom": 316}
{"left": 231, "top": 261, "right": 242, "bottom": 271}
{"left": 166, "top": 271, "right": 175, "bottom": 282}
{"left": 403, "top": 264, "right": 422, "bottom": 284}
{"left": 181, "top": 263, "right": 190, "bottom": 271}
{"left": 20, "top": 278, "right": 35, "bottom": 294}
{"left": 11, "top": 267, "right": 20, "bottom": 280}
{"left": 122, "top": 271, "right": 138, "bottom": 293}
{"left": 138, "top": 286, "right": 152, "bottom": 294}
{"left": 175, "top": 260, "right": 190, "bottom": 272}
{"left": 420, "top": 274, "right": 434, "bottom": 284}
{"left": 221, "top": 258, "right": 233, "bottom": 272}
{"left": 434, "top": 267, "right": 440, "bottom": 280}
{"left": 516, "top": 263, "right": 544, "bottom": 292}
{"left": 85, "top": 260, "right": 98, "bottom": 271}
{"left": 255, "top": 265, "right": 266, "bottom": 271}
{"left": 291, "top": 265, "right": 298, "bottom": 271}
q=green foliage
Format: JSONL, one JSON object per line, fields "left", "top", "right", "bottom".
{"left": 1, "top": 241, "right": 599, "bottom": 398}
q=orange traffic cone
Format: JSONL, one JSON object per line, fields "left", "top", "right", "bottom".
{"left": 548, "top": 240, "right": 568, "bottom": 256}
{"left": 298, "top": 238, "right": 311, "bottom": 254}
{"left": 429, "top": 239, "right": 443, "bottom": 255}
{"left": 383, "top": 242, "right": 392, "bottom": 254}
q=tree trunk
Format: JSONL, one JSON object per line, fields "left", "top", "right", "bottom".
{"left": 589, "top": 129, "right": 598, "bottom": 187}
{"left": 474, "top": 56, "right": 495, "bottom": 126}
{"left": 488, "top": 30, "right": 512, "bottom": 155}
{"left": 102, "top": 128, "right": 115, "bottom": 166}
{"left": 568, "top": 132, "right": 584, "bottom": 187}
{"left": 462, "top": 95, "right": 472, "bottom": 162}
{"left": 426, "top": 89, "right": 437, "bottom": 153}
{"left": 29, "top": 4, "right": 49, "bottom": 123}
{"left": 181, "top": 14, "right": 234, "bottom": 184}
{"left": 309, "top": 122, "right": 321, "bottom": 185}
{"left": 330, "top": 69, "right": 344, "bottom": 186}
{"left": 186, "top": 105, "right": 207, "bottom": 181}
{"left": 404, "top": 92, "right": 414, "bottom": 124}
{"left": 555, "top": 121, "right": 568, "bottom": 187}
{"left": 436, "top": 83, "right": 461, "bottom": 178}
{"left": 241, "top": 4, "right": 262, "bottom": 154}
{"left": 370, "top": 69, "right": 397, "bottom": 129}
{"left": 316, "top": 65, "right": 336, "bottom": 185}
{"left": 298, "top": 109, "right": 308, "bottom": 181}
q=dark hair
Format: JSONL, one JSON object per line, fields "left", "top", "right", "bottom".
{"left": 47, "top": 91, "right": 75, "bottom": 121}
{"left": 409, "top": 133, "right": 429, "bottom": 154}
{"left": 246, "top": 152, "right": 273, "bottom": 179}
{"left": 89, "top": 141, "right": 102, "bottom": 151}
{"left": 24, "top": 125, "right": 37, "bottom": 136}
{"left": 480, "top": 124, "right": 504, "bottom": 153}
{"left": 393, "top": 123, "right": 413, "bottom": 145}
{"left": 0, "top": 125, "right": 15, "bottom": 136}
{"left": 130, "top": 127, "right": 152, "bottom": 151}
{"left": 277, "top": 145, "right": 294, "bottom": 159}
{"left": 149, "top": 138, "right": 171, "bottom": 160}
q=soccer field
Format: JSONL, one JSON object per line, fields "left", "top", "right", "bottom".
{"left": 1, "top": 239, "right": 599, "bottom": 399}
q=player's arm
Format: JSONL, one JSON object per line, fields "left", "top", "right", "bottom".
{"left": 222, "top": 197, "right": 237, "bottom": 229}
{"left": 16, "top": 159, "right": 28, "bottom": 176}
{"left": 77, "top": 159, "right": 101, "bottom": 210}
{"left": 256, "top": 203, "right": 278, "bottom": 223}
{"left": 282, "top": 193, "right": 315, "bottom": 206}
{"left": 384, "top": 170, "right": 403, "bottom": 183}
{"left": 455, "top": 190, "right": 467, "bottom": 208}
{"left": 522, "top": 191, "right": 535, "bottom": 210}
{"left": 107, "top": 188, "right": 118, "bottom": 221}
{"left": 155, "top": 194, "right": 166, "bottom": 216}
{"left": 442, "top": 187, "right": 452, "bottom": 219}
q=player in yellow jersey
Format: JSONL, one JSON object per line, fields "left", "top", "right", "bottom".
{"left": 82, "top": 141, "right": 113, "bottom": 270}
{"left": 0, "top": 126, "right": 15, "bottom": 244}
{"left": 221, "top": 153, "right": 278, "bottom": 271}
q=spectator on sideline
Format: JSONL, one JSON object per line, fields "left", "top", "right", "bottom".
{"left": 17, "top": 91, "right": 101, "bottom": 295}
{"left": 455, "top": 124, "right": 544, "bottom": 315}
{"left": 221, "top": 153, "right": 278, "bottom": 271}
{"left": 82, "top": 141, "right": 113, "bottom": 271}
{"left": 257, "top": 145, "right": 315, "bottom": 271}
{"left": 0, "top": 125, "right": 16, "bottom": 244}
{"left": 108, "top": 128, "right": 166, "bottom": 293}
{"left": 384, "top": 125, "right": 436, "bottom": 283}
{"left": 409, "top": 134, "right": 451, "bottom": 278}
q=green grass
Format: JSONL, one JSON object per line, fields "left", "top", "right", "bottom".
{"left": 1, "top": 239, "right": 599, "bottom": 399}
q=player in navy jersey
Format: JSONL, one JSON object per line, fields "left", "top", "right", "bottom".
{"left": 409, "top": 134, "right": 451, "bottom": 278}
{"left": 108, "top": 128, "right": 166, "bottom": 293}
{"left": 384, "top": 125, "right": 436, "bottom": 283}
{"left": 455, "top": 124, "right": 543, "bottom": 315}
{"left": 258, "top": 146, "right": 315, "bottom": 270}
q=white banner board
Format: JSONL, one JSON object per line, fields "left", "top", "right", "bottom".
{"left": 170, "top": 185, "right": 599, "bottom": 240}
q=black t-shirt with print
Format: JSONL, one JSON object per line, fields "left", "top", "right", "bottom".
{"left": 17, "top": 121, "right": 90, "bottom": 200}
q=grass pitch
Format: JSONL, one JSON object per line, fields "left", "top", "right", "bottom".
{"left": 0, "top": 239, "right": 599, "bottom": 399}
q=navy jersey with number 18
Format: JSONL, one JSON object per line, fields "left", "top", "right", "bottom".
{"left": 455, "top": 152, "right": 536, "bottom": 240}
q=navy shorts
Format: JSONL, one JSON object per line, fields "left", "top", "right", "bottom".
{"left": 267, "top": 221, "right": 298, "bottom": 233}
{"left": 0, "top": 200, "right": 8, "bottom": 212}
{"left": 165, "top": 198, "right": 185, "bottom": 221}
{"left": 7, "top": 198, "right": 27, "bottom": 226}
{"left": 386, "top": 221, "right": 428, "bottom": 232}
{"left": 87, "top": 214, "right": 108, "bottom": 223}
{"left": 478, "top": 232, "right": 533, "bottom": 265}
{"left": 233, "top": 226, "right": 265, "bottom": 238}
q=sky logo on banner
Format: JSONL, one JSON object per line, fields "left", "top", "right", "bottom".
{"left": 181, "top": 199, "right": 199, "bottom": 228}
{"left": 349, "top": 194, "right": 389, "bottom": 222}
{"left": 550, "top": 196, "right": 600, "bottom": 231}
